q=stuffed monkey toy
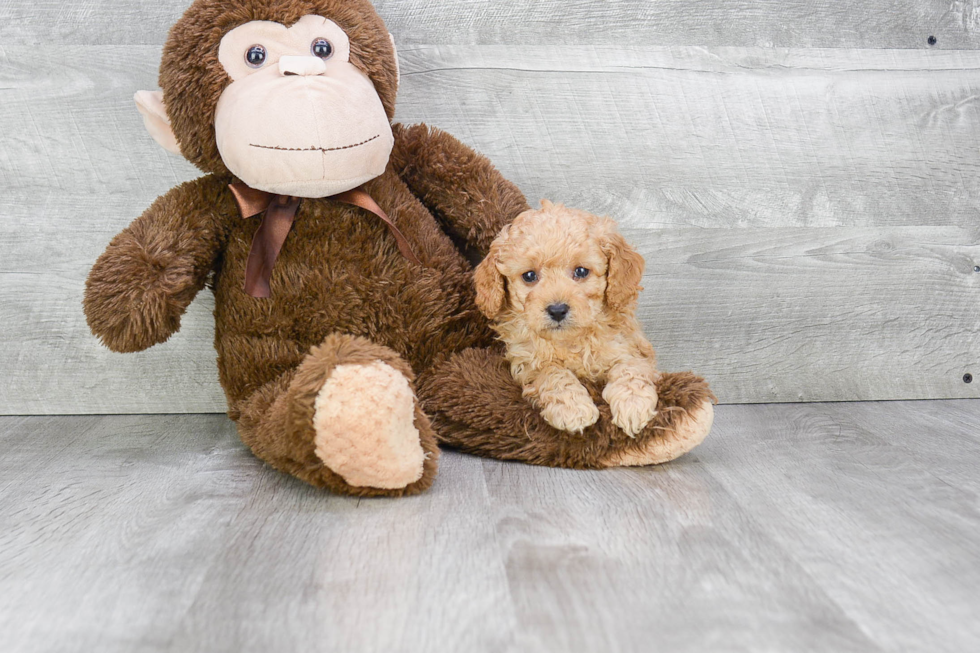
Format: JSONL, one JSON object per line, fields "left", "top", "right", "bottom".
{"left": 85, "top": 0, "right": 714, "bottom": 497}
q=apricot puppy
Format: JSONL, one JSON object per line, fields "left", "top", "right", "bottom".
{"left": 475, "top": 201, "right": 660, "bottom": 436}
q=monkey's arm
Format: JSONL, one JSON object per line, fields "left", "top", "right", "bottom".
{"left": 390, "top": 123, "right": 530, "bottom": 258}
{"left": 84, "top": 175, "right": 233, "bottom": 353}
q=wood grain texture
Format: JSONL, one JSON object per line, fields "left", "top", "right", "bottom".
{"left": 3, "top": 0, "right": 980, "bottom": 49}
{"left": 2, "top": 45, "right": 980, "bottom": 412}
{"left": 482, "top": 461, "right": 878, "bottom": 652}
{"left": 705, "top": 401, "right": 980, "bottom": 652}
{"left": 396, "top": 46, "right": 980, "bottom": 231}
{"left": 170, "top": 456, "right": 517, "bottom": 653}
{"left": 0, "top": 415, "right": 517, "bottom": 653}
{"left": 629, "top": 226, "right": 980, "bottom": 404}
{"left": 3, "top": 403, "right": 980, "bottom": 651}
{"left": 0, "top": 415, "right": 258, "bottom": 653}
{"left": 9, "top": 46, "right": 980, "bottom": 228}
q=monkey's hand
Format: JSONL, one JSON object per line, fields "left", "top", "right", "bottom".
{"left": 83, "top": 177, "right": 231, "bottom": 353}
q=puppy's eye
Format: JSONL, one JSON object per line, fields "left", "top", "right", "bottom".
{"left": 573, "top": 267, "right": 590, "bottom": 279}
{"left": 521, "top": 271, "right": 538, "bottom": 284}
{"left": 245, "top": 44, "right": 267, "bottom": 68}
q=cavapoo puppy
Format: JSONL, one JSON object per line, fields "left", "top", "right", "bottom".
{"left": 475, "top": 201, "right": 660, "bottom": 436}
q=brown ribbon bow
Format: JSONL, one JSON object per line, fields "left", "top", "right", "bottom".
{"left": 229, "top": 182, "right": 422, "bottom": 298}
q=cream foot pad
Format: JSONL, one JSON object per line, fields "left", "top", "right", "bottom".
{"left": 606, "top": 400, "right": 714, "bottom": 467}
{"left": 313, "top": 361, "right": 425, "bottom": 489}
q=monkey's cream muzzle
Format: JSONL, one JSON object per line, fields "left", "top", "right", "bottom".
{"left": 215, "top": 58, "right": 393, "bottom": 198}
{"left": 212, "top": 16, "right": 394, "bottom": 198}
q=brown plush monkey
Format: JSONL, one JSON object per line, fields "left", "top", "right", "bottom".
{"left": 85, "top": 0, "right": 715, "bottom": 496}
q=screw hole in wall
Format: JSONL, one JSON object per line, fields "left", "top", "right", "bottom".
{"left": 965, "top": 373, "right": 974, "bottom": 384}
{"left": 928, "top": 35, "right": 937, "bottom": 46}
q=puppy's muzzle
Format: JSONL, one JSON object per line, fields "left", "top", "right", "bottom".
{"left": 546, "top": 303, "right": 570, "bottom": 324}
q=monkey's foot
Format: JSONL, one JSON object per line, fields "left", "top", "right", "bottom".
{"left": 604, "top": 400, "right": 713, "bottom": 466}
{"left": 313, "top": 361, "right": 426, "bottom": 489}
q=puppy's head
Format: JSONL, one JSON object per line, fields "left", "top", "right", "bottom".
{"left": 475, "top": 201, "right": 644, "bottom": 337}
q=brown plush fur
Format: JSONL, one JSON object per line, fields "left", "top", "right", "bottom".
{"left": 85, "top": 123, "right": 527, "bottom": 495}
{"left": 84, "top": 179, "right": 236, "bottom": 353}
{"left": 419, "top": 347, "right": 715, "bottom": 469}
{"left": 236, "top": 334, "right": 439, "bottom": 496}
{"left": 84, "top": 0, "right": 714, "bottom": 494}
{"left": 85, "top": 0, "right": 527, "bottom": 496}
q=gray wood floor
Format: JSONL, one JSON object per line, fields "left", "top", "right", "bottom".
{"left": 1, "top": 401, "right": 979, "bottom": 652}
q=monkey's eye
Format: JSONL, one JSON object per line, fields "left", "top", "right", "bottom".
{"left": 312, "top": 38, "right": 334, "bottom": 59}
{"left": 245, "top": 45, "right": 267, "bottom": 68}
{"left": 521, "top": 271, "right": 538, "bottom": 284}
{"left": 573, "top": 267, "right": 590, "bottom": 279}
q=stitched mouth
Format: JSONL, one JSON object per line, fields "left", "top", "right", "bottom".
{"left": 249, "top": 134, "right": 381, "bottom": 152}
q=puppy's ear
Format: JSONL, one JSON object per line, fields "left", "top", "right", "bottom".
{"left": 600, "top": 219, "right": 645, "bottom": 312}
{"left": 474, "top": 230, "right": 508, "bottom": 319}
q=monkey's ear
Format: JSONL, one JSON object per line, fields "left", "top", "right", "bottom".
{"left": 389, "top": 34, "right": 400, "bottom": 86}
{"left": 134, "top": 90, "right": 182, "bottom": 156}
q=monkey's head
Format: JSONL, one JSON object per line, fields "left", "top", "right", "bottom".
{"left": 136, "top": 0, "right": 399, "bottom": 198}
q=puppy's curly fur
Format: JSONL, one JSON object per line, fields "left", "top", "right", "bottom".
{"left": 475, "top": 201, "right": 660, "bottom": 437}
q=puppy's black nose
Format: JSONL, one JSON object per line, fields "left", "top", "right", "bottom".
{"left": 546, "top": 303, "right": 570, "bottom": 323}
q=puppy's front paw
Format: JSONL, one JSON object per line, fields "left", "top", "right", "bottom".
{"left": 539, "top": 394, "right": 600, "bottom": 434}
{"left": 605, "top": 383, "right": 659, "bottom": 437}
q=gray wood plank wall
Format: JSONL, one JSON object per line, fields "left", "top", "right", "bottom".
{"left": 1, "top": 1, "right": 979, "bottom": 413}
{"left": 4, "top": 0, "right": 980, "bottom": 48}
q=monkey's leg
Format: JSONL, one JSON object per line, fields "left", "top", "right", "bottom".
{"left": 418, "top": 348, "right": 714, "bottom": 469}
{"left": 235, "top": 334, "right": 438, "bottom": 496}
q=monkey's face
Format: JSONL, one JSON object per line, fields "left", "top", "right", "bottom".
{"left": 213, "top": 15, "right": 394, "bottom": 198}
